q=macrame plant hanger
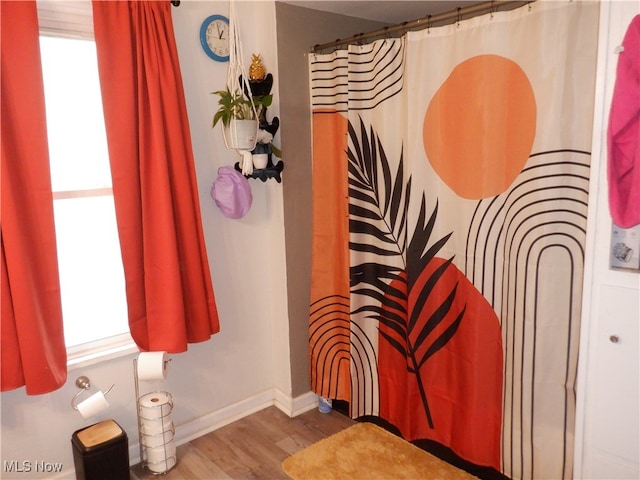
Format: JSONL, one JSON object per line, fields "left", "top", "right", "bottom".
{"left": 224, "top": 0, "right": 258, "bottom": 175}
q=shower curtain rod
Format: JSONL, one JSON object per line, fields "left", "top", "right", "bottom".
{"left": 312, "top": 0, "right": 533, "bottom": 53}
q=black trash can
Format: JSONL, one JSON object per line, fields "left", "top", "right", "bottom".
{"left": 71, "top": 419, "right": 129, "bottom": 480}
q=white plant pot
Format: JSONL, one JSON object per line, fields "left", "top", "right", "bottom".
{"left": 252, "top": 153, "right": 268, "bottom": 169}
{"left": 223, "top": 119, "right": 258, "bottom": 151}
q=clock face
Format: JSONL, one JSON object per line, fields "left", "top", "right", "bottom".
{"left": 200, "top": 15, "right": 230, "bottom": 62}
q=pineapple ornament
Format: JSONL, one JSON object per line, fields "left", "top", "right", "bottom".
{"left": 249, "top": 54, "right": 266, "bottom": 81}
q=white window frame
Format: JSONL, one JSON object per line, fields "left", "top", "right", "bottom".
{"left": 37, "top": 0, "right": 137, "bottom": 369}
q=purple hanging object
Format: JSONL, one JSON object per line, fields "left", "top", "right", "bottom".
{"left": 211, "top": 166, "right": 252, "bottom": 219}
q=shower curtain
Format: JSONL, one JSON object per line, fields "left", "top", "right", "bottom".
{"left": 308, "top": 2, "right": 599, "bottom": 479}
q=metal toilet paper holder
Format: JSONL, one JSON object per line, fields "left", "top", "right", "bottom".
{"left": 133, "top": 355, "right": 176, "bottom": 474}
{"left": 71, "top": 376, "right": 115, "bottom": 411}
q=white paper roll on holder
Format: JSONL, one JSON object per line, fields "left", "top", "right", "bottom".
{"left": 133, "top": 353, "right": 176, "bottom": 474}
{"left": 71, "top": 376, "right": 115, "bottom": 412}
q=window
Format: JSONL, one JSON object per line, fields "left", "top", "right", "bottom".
{"left": 38, "top": 3, "right": 131, "bottom": 355}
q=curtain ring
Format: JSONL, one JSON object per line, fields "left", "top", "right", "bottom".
{"left": 490, "top": 1, "right": 495, "bottom": 19}
{"left": 456, "top": 7, "right": 462, "bottom": 28}
{"left": 427, "top": 15, "right": 432, "bottom": 34}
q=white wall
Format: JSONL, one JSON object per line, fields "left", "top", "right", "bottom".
{"left": 172, "top": 0, "right": 292, "bottom": 398}
{"left": 0, "top": 2, "right": 295, "bottom": 479}
{"left": 574, "top": 2, "right": 640, "bottom": 479}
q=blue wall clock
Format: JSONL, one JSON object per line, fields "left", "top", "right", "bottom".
{"left": 200, "top": 14, "right": 230, "bottom": 62}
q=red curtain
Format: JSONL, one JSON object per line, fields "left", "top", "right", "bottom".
{"left": 92, "top": 1, "right": 219, "bottom": 352}
{"left": 1, "top": 1, "right": 67, "bottom": 394}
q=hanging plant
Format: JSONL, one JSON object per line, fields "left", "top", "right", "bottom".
{"left": 210, "top": 0, "right": 261, "bottom": 174}
{"left": 211, "top": 89, "right": 272, "bottom": 128}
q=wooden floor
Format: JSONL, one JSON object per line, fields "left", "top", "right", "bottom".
{"left": 131, "top": 405, "right": 355, "bottom": 479}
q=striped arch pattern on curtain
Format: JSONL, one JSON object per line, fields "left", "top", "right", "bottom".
{"left": 308, "top": 2, "right": 599, "bottom": 479}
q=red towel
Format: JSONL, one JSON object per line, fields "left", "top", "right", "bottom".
{"left": 608, "top": 15, "right": 640, "bottom": 229}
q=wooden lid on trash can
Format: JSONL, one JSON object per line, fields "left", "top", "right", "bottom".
{"left": 76, "top": 419, "right": 123, "bottom": 448}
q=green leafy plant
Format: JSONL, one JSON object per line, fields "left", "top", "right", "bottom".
{"left": 211, "top": 88, "right": 272, "bottom": 128}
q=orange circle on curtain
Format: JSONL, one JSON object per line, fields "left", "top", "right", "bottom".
{"left": 423, "top": 54, "right": 536, "bottom": 199}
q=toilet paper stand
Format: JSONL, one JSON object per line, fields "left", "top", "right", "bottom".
{"left": 71, "top": 376, "right": 115, "bottom": 412}
{"left": 133, "top": 356, "right": 176, "bottom": 475}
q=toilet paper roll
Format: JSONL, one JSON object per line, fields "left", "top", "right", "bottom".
{"left": 76, "top": 391, "right": 110, "bottom": 419}
{"left": 137, "top": 352, "right": 169, "bottom": 381}
{"left": 142, "top": 425, "right": 175, "bottom": 448}
{"left": 145, "top": 440, "right": 177, "bottom": 473}
{"left": 139, "top": 391, "right": 173, "bottom": 420}
{"left": 141, "top": 419, "right": 174, "bottom": 436}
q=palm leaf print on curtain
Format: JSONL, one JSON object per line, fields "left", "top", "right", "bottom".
{"left": 309, "top": 2, "right": 599, "bottom": 479}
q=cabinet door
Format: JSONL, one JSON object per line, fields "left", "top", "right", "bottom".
{"left": 589, "top": 285, "right": 639, "bottom": 478}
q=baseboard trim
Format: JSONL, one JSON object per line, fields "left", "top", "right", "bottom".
{"left": 273, "top": 389, "right": 319, "bottom": 417}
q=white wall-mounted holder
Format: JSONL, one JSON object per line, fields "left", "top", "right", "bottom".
{"left": 71, "top": 376, "right": 114, "bottom": 419}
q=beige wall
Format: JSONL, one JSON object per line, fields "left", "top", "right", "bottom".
{"left": 275, "top": 3, "right": 388, "bottom": 396}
